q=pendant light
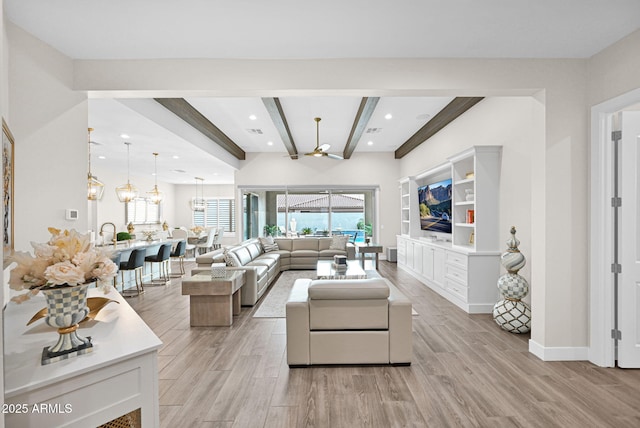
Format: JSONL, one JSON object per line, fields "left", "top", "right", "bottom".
{"left": 147, "top": 152, "right": 164, "bottom": 204}
{"left": 191, "top": 177, "right": 205, "bottom": 212}
{"left": 87, "top": 127, "right": 105, "bottom": 200}
{"left": 115, "top": 142, "right": 139, "bottom": 202}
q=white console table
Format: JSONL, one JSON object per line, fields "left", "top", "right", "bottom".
{"left": 4, "top": 287, "right": 162, "bottom": 427}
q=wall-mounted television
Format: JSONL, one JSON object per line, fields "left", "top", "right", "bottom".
{"left": 417, "top": 178, "right": 452, "bottom": 234}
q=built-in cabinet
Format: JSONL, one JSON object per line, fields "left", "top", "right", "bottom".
{"left": 398, "top": 146, "right": 502, "bottom": 313}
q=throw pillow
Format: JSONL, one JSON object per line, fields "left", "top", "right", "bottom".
{"left": 259, "top": 236, "right": 279, "bottom": 253}
{"left": 329, "top": 235, "right": 349, "bottom": 251}
{"left": 223, "top": 249, "right": 240, "bottom": 267}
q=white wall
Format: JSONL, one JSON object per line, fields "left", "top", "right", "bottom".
{"left": 8, "top": 22, "right": 88, "bottom": 250}
{"left": 235, "top": 152, "right": 400, "bottom": 250}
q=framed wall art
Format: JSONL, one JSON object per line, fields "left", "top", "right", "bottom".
{"left": 3, "top": 118, "right": 14, "bottom": 261}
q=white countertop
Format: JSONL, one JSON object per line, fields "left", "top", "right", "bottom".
{"left": 4, "top": 287, "right": 162, "bottom": 397}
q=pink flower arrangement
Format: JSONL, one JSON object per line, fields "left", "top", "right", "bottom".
{"left": 8, "top": 228, "right": 118, "bottom": 303}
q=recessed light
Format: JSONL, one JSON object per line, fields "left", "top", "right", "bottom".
{"left": 120, "top": 133, "right": 130, "bottom": 139}
{"left": 172, "top": 155, "right": 180, "bottom": 159}
{"left": 267, "top": 141, "right": 273, "bottom": 146}
{"left": 98, "top": 155, "right": 106, "bottom": 159}
{"left": 249, "top": 114, "right": 257, "bottom": 120}
{"left": 367, "top": 141, "right": 374, "bottom": 146}
{"left": 384, "top": 113, "right": 393, "bottom": 120}
{"left": 416, "top": 113, "right": 431, "bottom": 121}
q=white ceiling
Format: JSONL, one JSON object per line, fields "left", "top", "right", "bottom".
{"left": 8, "top": 1, "right": 640, "bottom": 184}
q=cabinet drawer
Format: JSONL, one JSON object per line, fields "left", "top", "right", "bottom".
{"left": 445, "top": 279, "right": 468, "bottom": 302}
{"left": 445, "top": 264, "right": 468, "bottom": 286}
{"left": 446, "top": 251, "right": 468, "bottom": 269}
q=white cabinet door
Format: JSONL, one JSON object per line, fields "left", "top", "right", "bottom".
{"left": 422, "top": 246, "right": 434, "bottom": 281}
{"left": 406, "top": 241, "right": 415, "bottom": 270}
{"left": 413, "top": 242, "right": 423, "bottom": 274}
{"left": 433, "top": 248, "right": 445, "bottom": 288}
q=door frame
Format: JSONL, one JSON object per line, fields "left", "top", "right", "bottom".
{"left": 589, "top": 88, "right": 640, "bottom": 367}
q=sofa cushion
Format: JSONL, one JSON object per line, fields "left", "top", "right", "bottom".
{"left": 248, "top": 256, "right": 278, "bottom": 270}
{"left": 233, "top": 247, "right": 253, "bottom": 266}
{"left": 329, "top": 235, "right": 349, "bottom": 251}
{"left": 291, "top": 249, "right": 319, "bottom": 258}
{"left": 308, "top": 279, "right": 390, "bottom": 300}
{"left": 274, "top": 238, "right": 292, "bottom": 251}
{"left": 319, "top": 249, "right": 347, "bottom": 258}
{"left": 258, "top": 236, "right": 279, "bottom": 253}
{"left": 292, "top": 239, "right": 319, "bottom": 251}
{"left": 247, "top": 242, "right": 262, "bottom": 259}
{"left": 223, "top": 249, "right": 241, "bottom": 267}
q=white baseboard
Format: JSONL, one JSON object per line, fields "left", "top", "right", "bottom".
{"left": 529, "top": 339, "right": 589, "bottom": 361}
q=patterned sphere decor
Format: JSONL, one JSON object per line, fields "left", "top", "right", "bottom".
{"left": 493, "top": 299, "right": 531, "bottom": 334}
{"left": 497, "top": 273, "right": 529, "bottom": 300}
{"left": 493, "top": 227, "right": 531, "bottom": 334}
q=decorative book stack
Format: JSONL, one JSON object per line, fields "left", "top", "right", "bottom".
{"left": 333, "top": 255, "right": 347, "bottom": 271}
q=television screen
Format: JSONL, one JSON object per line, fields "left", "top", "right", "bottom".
{"left": 417, "top": 178, "right": 452, "bottom": 233}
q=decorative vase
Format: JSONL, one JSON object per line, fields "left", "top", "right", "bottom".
{"left": 127, "top": 222, "right": 135, "bottom": 234}
{"left": 492, "top": 227, "right": 531, "bottom": 333}
{"left": 41, "top": 283, "right": 93, "bottom": 364}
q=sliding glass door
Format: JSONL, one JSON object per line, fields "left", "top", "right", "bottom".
{"left": 240, "top": 187, "right": 376, "bottom": 242}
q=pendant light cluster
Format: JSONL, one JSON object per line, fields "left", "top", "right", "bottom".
{"left": 87, "top": 127, "right": 105, "bottom": 201}
{"left": 115, "top": 142, "right": 139, "bottom": 203}
{"left": 191, "top": 177, "right": 205, "bottom": 212}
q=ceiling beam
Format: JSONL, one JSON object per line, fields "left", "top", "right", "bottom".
{"left": 343, "top": 97, "right": 380, "bottom": 159}
{"left": 262, "top": 97, "right": 299, "bottom": 159}
{"left": 394, "top": 97, "right": 484, "bottom": 159}
{"left": 154, "top": 98, "right": 246, "bottom": 160}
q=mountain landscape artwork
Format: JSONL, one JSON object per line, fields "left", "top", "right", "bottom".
{"left": 418, "top": 179, "right": 452, "bottom": 233}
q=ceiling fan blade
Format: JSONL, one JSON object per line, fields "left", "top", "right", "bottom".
{"left": 326, "top": 153, "right": 343, "bottom": 160}
{"left": 319, "top": 143, "right": 331, "bottom": 152}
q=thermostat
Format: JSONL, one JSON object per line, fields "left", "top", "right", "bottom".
{"left": 66, "top": 209, "right": 79, "bottom": 220}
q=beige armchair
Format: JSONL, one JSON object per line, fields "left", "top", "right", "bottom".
{"left": 286, "top": 277, "right": 412, "bottom": 366}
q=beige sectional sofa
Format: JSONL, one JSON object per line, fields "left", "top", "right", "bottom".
{"left": 195, "top": 237, "right": 356, "bottom": 306}
{"left": 285, "top": 277, "right": 412, "bottom": 366}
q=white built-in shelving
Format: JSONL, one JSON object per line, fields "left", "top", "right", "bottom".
{"left": 397, "top": 145, "right": 502, "bottom": 313}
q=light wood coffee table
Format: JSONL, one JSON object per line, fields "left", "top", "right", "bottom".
{"left": 316, "top": 260, "right": 367, "bottom": 280}
{"left": 181, "top": 270, "right": 245, "bottom": 326}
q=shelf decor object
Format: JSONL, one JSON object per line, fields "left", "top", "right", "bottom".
{"left": 492, "top": 227, "right": 531, "bottom": 333}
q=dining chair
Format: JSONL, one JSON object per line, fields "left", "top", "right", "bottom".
{"left": 172, "top": 228, "right": 196, "bottom": 257}
{"left": 196, "top": 230, "right": 217, "bottom": 254}
{"left": 212, "top": 227, "right": 224, "bottom": 249}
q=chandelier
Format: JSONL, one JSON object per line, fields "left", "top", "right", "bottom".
{"left": 147, "top": 152, "right": 164, "bottom": 204}
{"left": 87, "top": 127, "right": 105, "bottom": 200}
{"left": 115, "top": 142, "right": 139, "bottom": 203}
{"left": 191, "top": 177, "right": 205, "bottom": 212}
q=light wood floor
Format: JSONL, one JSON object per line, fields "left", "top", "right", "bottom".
{"left": 127, "top": 260, "right": 640, "bottom": 428}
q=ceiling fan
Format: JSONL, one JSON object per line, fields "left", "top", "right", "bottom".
{"left": 304, "top": 117, "right": 343, "bottom": 160}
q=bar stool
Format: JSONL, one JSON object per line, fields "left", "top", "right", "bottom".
{"left": 145, "top": 243, "right": 172, "bottom": 285}
{"left": 118, "top": 248, "right": 146, "bottom": 296}
{"left": 170, "top": 240, "right": 187, "bottom": 276}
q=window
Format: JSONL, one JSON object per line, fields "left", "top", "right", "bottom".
{"left": 193, "top": 198, "right": 236, "bottom": 233}
{"left": 126, "top": 198, "right": 162, "bottom": 224}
